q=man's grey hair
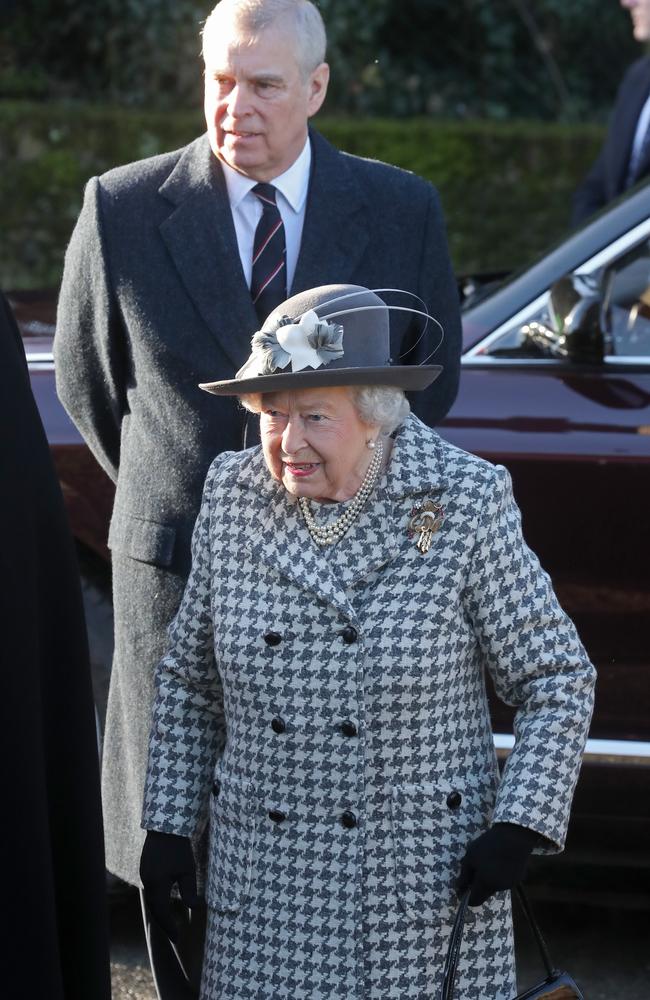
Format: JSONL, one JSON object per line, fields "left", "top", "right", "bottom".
{"left": 239, "top": 385, "right": 410, "bottom": 435}
{"left": 202, "top": 0, "right": 327, "bottom": 78}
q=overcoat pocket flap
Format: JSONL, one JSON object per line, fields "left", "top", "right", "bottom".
{"left": 390, "top": 778, "right": 495, "bottom": 926}
{"left": 207, "top": 776, "right": 256, "bottom": 913}
{"left": 108, "top": 514, "right": 176, "bottom": 567}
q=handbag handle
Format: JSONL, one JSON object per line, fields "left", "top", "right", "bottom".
{"left": 439, "top": 889, "right": 470, "bottom": 1000}
{"left": 440, "top": 885, "right": 556, "bottom": 1000}
{"left": 513, "top": 885, "right": 554, "bottom": 977}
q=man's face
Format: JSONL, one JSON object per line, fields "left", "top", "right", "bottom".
{"left": 203, "top": 20, "right": 329, "bottom": 181}
{"left": 621, "top": 0, "right": 650, "bottom": 42}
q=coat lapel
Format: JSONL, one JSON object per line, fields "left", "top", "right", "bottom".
{"left": 241, "top": 416, "right": 446, "bottom": 612}
{"left": 242, "top": 451, "right": 356, "bottom": 621}
{"left": 158, "top": 135, "right": 259, "bottom": 371}
{"left": 291, "top": 131, "right": 370, "bottom": 294}
{"left": 329, "top": 416, "right": 447, "bottom": 588}
{"left": 157, "top": 131, "right": 371, "bottom": 370}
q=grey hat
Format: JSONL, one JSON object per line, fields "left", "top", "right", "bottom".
{"left": 199, "top": 284, "right": 442, "bottom": 396}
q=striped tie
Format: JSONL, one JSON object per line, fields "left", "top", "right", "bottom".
{"left": 251, "top": 182, "right": 287, "bottom": 325}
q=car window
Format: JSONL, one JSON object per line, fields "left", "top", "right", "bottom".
{"left": 601, "top": 240, "right": 650, "bottom": 358}
{"left": 471, "top": 239, "right": 650, "bottom": 363}
{"left": 471, "top": 294, "right": 561, "bottom": 360}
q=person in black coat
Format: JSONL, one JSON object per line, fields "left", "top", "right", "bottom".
{"left": 572, "top": 0, "right": 650, "bottom": 225}
{"left": 0, "top": 291, "right": 111, "bottom": 1000}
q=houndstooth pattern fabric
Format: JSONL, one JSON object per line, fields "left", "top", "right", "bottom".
{"left": 142, "top": 413, "right": 595, "bottom": 999}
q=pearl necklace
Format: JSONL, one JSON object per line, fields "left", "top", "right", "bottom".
{"left": 297, "top": 438, "right": 384, "bottom": 547}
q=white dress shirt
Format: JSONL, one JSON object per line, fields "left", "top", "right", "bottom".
{"left": 220, "top": 138, "right": 312, "bottom": 294}
{"left": 628, "top": 91, "right": 650, "bottom": 182}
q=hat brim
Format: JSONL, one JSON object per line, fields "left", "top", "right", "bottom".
{"left": 199, "top": 364, "right": 442, "bottom": 396}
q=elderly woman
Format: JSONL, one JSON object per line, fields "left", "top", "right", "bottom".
{"left": 140, "top": 285, "right": 595, "bottom": 1000}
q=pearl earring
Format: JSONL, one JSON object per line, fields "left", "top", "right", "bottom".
{"left": 367, "top": 439, "right": 376, "bottom": 450}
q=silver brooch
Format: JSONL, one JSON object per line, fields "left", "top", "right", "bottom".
{"left": 407, "top": 499, "right": 444, "bottom": 554}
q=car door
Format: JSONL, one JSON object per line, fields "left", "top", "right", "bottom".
{"left": 440, "top": 221, "right": 650, "bottom": 753}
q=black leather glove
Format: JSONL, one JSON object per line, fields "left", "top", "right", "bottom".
{"left": 140, "top": 830, "right": 200, "bottom": 941}
{"left": 455, "top": 822, "right": 541, "bottom": 907}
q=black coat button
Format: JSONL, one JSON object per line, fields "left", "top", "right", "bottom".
{"left": 341, "top": 810, "right": 357, "bottom": 829}
{"left": 212, "top": 779, "right": 220, "bottom": 797}
{"left": 268, "top": 809, "right": 286, "bottom": 823}
{"left": 341, "top": 720, "right": 357, "bottom": 737}
{"left": 447, "top": 791, "right": 462, "bottom": 810}
{"left": 271, "top": 717, "right": 286, "bottom": 734}
{"left": 341, "top": 625, "right": 358, "bottom": 644}
{"left": 264, "top": 631, "right": 282, "bottom": 647}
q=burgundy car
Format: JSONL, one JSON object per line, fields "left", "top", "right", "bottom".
{"left": 13, "top": 182, "right": 650, "bottom": 900}
{"left": 447, "top": 184, "right": 650, "bottom": 901}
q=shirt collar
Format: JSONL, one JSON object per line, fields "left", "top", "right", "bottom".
{"left": 220, "top": 137, "right": 312, "bottom": 213}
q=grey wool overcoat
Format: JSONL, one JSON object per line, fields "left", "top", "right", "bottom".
{"left": 142, "top": 414, "right": 595, "bottom": 1000}
{"left": 54, "top": 129, "right": 462, "bottom": 885}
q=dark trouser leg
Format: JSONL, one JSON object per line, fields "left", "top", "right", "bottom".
{"left": 140, "top": 890, "right": 207, "bottom": 1000}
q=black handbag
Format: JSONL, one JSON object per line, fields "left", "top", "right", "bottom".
{"left": 440, "top": 885, "right": 585, "bottom": 1000}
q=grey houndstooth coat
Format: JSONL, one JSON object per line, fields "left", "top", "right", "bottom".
{"left": 142, "top": 414, "right": 595, "bottom": 1000}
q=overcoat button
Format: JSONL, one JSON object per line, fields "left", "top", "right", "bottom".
{"left": 341, "top": 720, "right": 357, "bottom": 737}
{"left": 341, "top": 810, "right": 357, "bottom": 829}
{"left": 268, "top": 809, "right": 286, "bottom": 823}
{"left": 212, "top": 780, "right": 221, "bottom": 797}
{"left": 264, "top": 631, "right": 282, "bottom": 647}
{"left": 271, "top": 717, "right": 286, "bottom": 734}
{"left": 341, "top": 625, "right": 358, "bottom": 644}
{"left": 447, "top": 791, "right": 462, "bottom": 810}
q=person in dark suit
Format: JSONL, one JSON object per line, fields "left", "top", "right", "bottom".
{"left": 573, "top": 0, "right": 650, "bottom": 225}
{"left": 54, "top": 2, "right": 461, "bottom": 994}
{"left": 0, "top": 291, "right": 111, "bottom": 1000}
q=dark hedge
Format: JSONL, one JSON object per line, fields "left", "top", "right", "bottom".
{"left": 0, "top": 101, "right": 604, "bottom": 289}
{"left": 0, "top": 0, "right": 638, "bottom": 120}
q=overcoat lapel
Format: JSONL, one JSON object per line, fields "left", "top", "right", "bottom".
{"left": 334, "top": 419, "right": 447, "bottom": 588}
{"left": 324, "top": 488, "right": 419, "bottom": 592}
{"left": 291, "top": 131, "right": 370, "bottom": 294}
{"left": 242, "top": 417, "right": 446, "bottom": 613}
{"left": 243, "top": 457, "right": 355, "bottom": 621}
{"left": 157, "top": 132, "right": 371, "bottom": 369}
{"left": 158, "top": 135, "right": 259, "bottom": 370}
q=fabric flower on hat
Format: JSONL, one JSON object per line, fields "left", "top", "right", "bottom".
{"left": 250, "top": 311, "right": 344, "bottom": 374}
{"left": 250, "top": 318, "right": 292, "bottom": 375}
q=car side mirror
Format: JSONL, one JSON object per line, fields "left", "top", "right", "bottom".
{"left": 522, "top": 275, "right": 606, "bottom": 363}
{"left": 550, "top": 275, "right": 606, "bottom": 362}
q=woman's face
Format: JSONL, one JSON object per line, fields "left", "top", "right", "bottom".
{"left": 260, "top": 386, "right": 380, "bottom": 502}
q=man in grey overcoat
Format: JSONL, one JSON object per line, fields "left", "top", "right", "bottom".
{"left": 54, "top": 1, "right": 461, "bottom": 991}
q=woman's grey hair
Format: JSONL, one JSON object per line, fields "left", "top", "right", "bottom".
{"left": 353, "top": 386, "right": 410, "bottom": 435}
{"left": 202, "top": 0, "right": 327, "bottom": 78}
{"left": 239, "top": 385, "right": 410, "bottom": 435}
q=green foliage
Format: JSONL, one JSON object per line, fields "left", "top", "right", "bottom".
{"left": 0, "top": 0, "right": 641, "bottom": 118}
{"left": 0, "top": 101, "right": 604, "bottom": 289}
{"left": 323, "top": 116, "right": 604, "bottom": 274}
{"left": 1, "top": 0, "right": 206, "bottom": 106}
{"left": 316, "top": 0, "right": 392, "bottom": 112}
{"left": 365, "top": 0, "right": 638, "bottom": 120}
